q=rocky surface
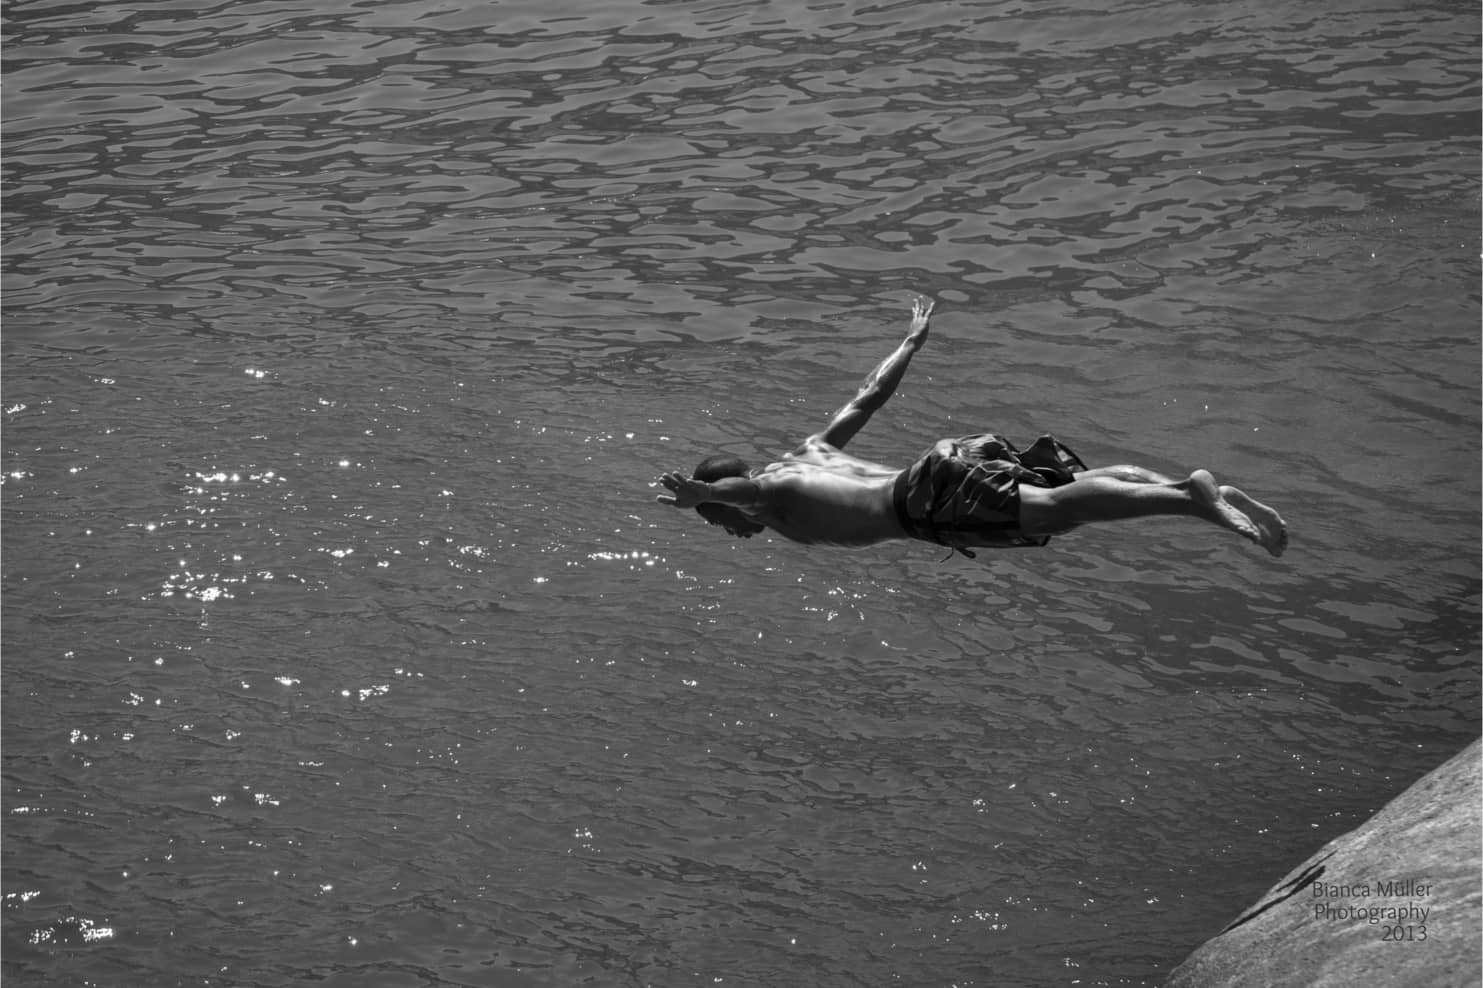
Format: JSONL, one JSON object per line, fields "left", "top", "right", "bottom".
{"left": 1167, "top": 738, "right": 1481, "bottom": 988}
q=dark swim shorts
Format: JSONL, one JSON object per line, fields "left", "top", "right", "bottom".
{"left": 891, "top": 433, "right": 1087, "bottom": 553}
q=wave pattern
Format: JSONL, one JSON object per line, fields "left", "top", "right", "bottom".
{"left": 4, "top": 0, "right": 1477, "bottom": 338}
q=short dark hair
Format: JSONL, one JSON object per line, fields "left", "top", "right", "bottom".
{"left": 691, "top": 454, "right": 753, "bottom": 527}
{"left": 692, "top": 453, "right": 750, "bottom": 483}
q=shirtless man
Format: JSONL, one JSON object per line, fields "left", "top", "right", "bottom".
{"left": 655, "top": 298, "right": 1287, "bottom": 558}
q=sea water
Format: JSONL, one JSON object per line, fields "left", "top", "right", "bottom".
{"left": 2, "top": 0, "right": 1478, "bottom": 985}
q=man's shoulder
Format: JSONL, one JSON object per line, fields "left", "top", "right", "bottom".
{"left": 760, "top": 436, "right": 842, "bottom": 471}
{"left": 752, "top": 438, "right": 838, "bottom": 478}
{"left": 773, "top": 436, "right": 901, "bottom": 477}
{"left": 789, "top": 434, "right": 844, "bottom": 458}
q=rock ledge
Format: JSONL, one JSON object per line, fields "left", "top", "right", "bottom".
{"left": 1167, "top": 739, "right": 1482, "bottom": 988}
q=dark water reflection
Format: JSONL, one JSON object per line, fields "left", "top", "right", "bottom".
{"left": 3, "top": 0, "right": 1479, "bottom": 985}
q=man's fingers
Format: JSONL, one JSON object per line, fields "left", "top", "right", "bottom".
{"left": 909, "top": 298, "right": 934, "bottom": 331}
{"left": 657, "top": 473, "right": 689, "bottom": 506}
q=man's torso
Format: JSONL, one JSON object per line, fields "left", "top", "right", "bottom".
{"left": 741, "top": 437, "right": 905, "bottom": 545}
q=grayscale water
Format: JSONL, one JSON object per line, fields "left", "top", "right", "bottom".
{"left": 2, "top": 0, "right": 1478, "bottom": 985}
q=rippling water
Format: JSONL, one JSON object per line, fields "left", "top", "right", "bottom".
{"left": 3, "top": 0, "right": 1479, "bottom": 985}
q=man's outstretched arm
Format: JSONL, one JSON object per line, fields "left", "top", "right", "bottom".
{"left": 655, "top": 472, "right": 760, "bottom": 509}
{"left": 811, "top": 297, "right": 933, "bottom": 450}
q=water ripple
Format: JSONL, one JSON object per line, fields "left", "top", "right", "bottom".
{"left": 5, "top": 0, "right": 1476, "bottom": 345}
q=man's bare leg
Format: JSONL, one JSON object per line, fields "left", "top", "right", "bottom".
{"left": 1020, "top": 470, "right": 1288, "bottom": 556}
{"left": 1078, "top": 464, "right": 1178, "bottom": 485}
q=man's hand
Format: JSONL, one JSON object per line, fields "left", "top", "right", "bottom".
{"left": 907, "top": 296, "right": 934, "bottom": 348}
{"left": 655, "top": 472, "right": 710, "bottom": 508}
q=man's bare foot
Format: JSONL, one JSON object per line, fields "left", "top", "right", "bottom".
{"left": 1187, "top": 470, "right": 1287, "bottom": 557}
{"left": 1220, "top": 484, "right": 1288, "bottom": 557}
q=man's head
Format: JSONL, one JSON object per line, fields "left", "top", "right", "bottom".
{"left": 692, "top": 453, "right": 766, "bottom": 538}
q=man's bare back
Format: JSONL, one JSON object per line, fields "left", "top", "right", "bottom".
{"left": 732, "top": 439, "right": 904, "bottom": 546}
{"left": 656, "top": 298, "right": 1287, "bottom": 557}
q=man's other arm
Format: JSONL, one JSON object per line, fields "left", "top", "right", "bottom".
{"left": 811, "top": 297, "right": 933, "bottom": 451}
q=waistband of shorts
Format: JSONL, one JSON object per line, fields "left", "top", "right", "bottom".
{"left": 892, "top": 467, "right": 929, "bottom": 542}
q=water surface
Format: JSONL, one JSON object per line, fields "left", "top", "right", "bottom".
{"left": 3, "top": 0, "right": 1479, "bottom": 985}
